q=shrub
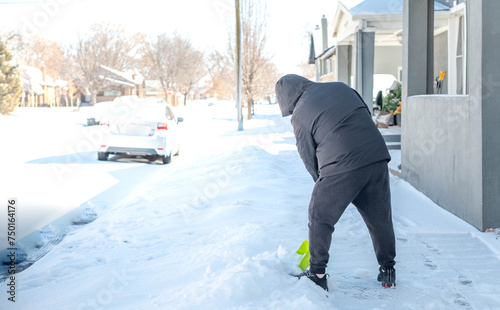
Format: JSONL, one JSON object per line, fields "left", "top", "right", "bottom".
{"left": 0, "top": 40, "right": 22, "bottom": 114}
{"left": 382, "top": 84, "right": 401, "bottom": 113}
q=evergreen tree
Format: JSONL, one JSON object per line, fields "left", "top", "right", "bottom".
{"left": 0, "top": 40, "right": 22, "bottom": 114}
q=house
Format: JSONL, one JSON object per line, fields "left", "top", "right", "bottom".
{"left": 312, "top": 15, "right": 336, "bottom": 82}
{"left": 98, "top": 67, "right": 187, "bottom": 106}
{"left": 18, "top": 64, "right": 161, "bottom": 107}
{"left": 144, "top": 80, "right": 162, "bottom": 97}
{"left": 98, "top": 65, "right": 144, "bottom": 102}
{"left": 309, "top": 0, "right": 498, "bottom": 230}
{"left": 402, "top": 0, "right": 499, "bottom": 231}
{"left": 18, "top": 65, "right": 74, "bottom": 107}
{"left": 314, "top": 0, "right": 456, "bottom": 111}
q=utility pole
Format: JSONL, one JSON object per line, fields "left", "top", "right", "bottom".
{"left": 235, "top": 0, "right": 243, "bottom": 131}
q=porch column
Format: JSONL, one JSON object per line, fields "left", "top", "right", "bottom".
{"left": 469, "top": 0, "right": 500, "bottom": 229}
{"left": 336, "top": 45, "right": 349, "bottom": 85}
{"left": 402, "top": 0, "right": 434, "bottom": 102}
{"left": 354, "top": 29, "right": 375, "bottom": 113}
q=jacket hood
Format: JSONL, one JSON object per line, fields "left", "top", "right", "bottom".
{"left": 275, "top": 74, "right": 314, "bottom": 117}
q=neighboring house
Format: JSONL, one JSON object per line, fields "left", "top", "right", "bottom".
{"left": 310, "top": 0, "right": 498, "bottom": 230}
{"left": 144, "top": 80, "right": 190, "bottom": 106}
{"left": 18, "top": 65, "right": 73, "bottom": 107}
{"left": 144, "top": 80, "right": 162, "bottom": 97}
{"left": 313, "top": 15, "right": 336, "bottom": 82}
{"left": 313, "top": 0, "right": 461, "bottom": 110}
{"left": 315, "top": 45, "right": 336, "bottom": 82}
{"left": 98, "top": 65, "right": 144, "bottom": 102}
{"left": 98, "top": 67, "right": 186, "bottom": 106}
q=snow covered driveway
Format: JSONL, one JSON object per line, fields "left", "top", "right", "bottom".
{"left": 1, "top": 103, "right": 500, "bottom": 309}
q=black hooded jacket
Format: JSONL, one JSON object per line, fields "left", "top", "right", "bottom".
{"left": 275, "top": 74, "right": 390, "bottom": 182}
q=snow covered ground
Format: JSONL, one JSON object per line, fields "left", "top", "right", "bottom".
{"left": 1, "top": 102, "right": 500, "bottom": 309}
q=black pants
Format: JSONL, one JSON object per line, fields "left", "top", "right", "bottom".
{"left": 308, "top": 161, "right": 396, "bottom": 274}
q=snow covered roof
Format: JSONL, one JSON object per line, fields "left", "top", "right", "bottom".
{"left": 40, "top": 74, "right": 54, "bottom": 86}
{"left": 145, "top": 80, "right": 162, "bottom": 89}
{"left": 54, "top": 80, "right": 68, "bottom": 88}
{"left": 103, "top": 77, "right": 136, "bottom": 87}
{"left": 19, "top": 76, "right": 45, "bottom": 95}
{"left": 349, "top": 0, "right": 450, "bottom": 16}
{"left": 100, "top": 65, "right": 144, "bottom": 85}
{"left": 18, "top": 65, "right": 43, "bottom": 81}
{"left": 17, "top": 65, "right": 67, "bottom": 93}
{"left": 316, "top": 45, "right": 336, "bottom": 61}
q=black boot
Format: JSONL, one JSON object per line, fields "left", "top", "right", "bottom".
{"left": 293, "top": 269, "right": 329, "bottom": 291}
{"left": 377, "top": 266, "right": 396, "bottom": 288}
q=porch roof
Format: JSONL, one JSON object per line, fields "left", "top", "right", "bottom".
{"left": 333, "top": 0, "right": 451, "bottom": 45}
{"left": 349, "top": 0, "right": 450, "bottom": 16}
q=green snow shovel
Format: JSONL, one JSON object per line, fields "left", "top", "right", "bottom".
{"left": 296, "top": 240, "right": 310, "bottom": 271}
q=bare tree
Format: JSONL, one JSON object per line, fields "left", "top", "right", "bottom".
{"left": 144, "top": 33, "right": 176, "bottom": 100}
{"left": 176, "top": 46, "right": 205, "bottom": 103}
{"left": 144, "top": 33, "right": 205, "bottom": 102}
{"left": 206, "top": 50, "right": 234, "bottom": 99}
{"left": 9, "top": 36, "right": 65, "bottom": 78}
{"left": 228, "top": 0, "right": 279, "bottom": 119}
{"left": 251, "top": 59, "right": 280, "bottom": 100}
{"left": 70, "top": 23, "right": 143, "bottom": 105}
{"left": 299, "top": 61, "right": 316, "bottom": 80}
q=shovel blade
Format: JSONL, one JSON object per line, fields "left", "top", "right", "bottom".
{"left": 296, "top": 240, "right": 310, "bottom": 271}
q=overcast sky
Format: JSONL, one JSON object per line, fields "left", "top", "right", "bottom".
{"left": 0, "top": 0, "right": 362, "bottom": 74}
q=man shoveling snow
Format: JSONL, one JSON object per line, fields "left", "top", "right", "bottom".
{"left": 275, "top": 74, "right": 397, "bottom": 292}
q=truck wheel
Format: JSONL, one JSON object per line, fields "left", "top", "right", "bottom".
{"left": 98, "top": 152, "right": 109, "bottom": 161}
{"left": 160, "top": 152, "right": 172, "bottom": 164}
